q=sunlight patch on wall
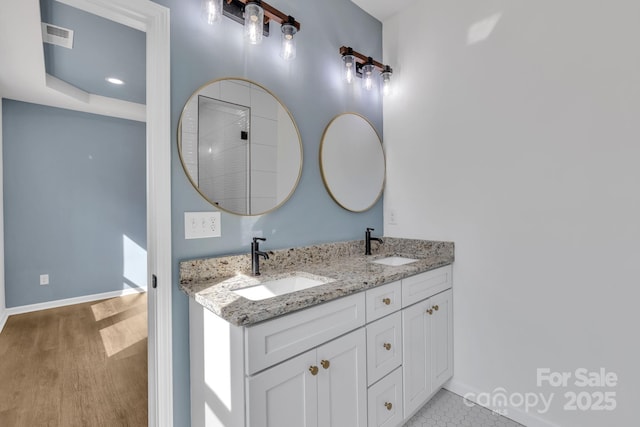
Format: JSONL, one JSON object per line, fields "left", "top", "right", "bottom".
{"left": 123, "top": 234, "right": 147, "bottom": 289}
{"left": 467, "top": 12, "right": 502, "bottom": 45}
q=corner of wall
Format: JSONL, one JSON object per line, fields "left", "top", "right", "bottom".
{"left": 0, "top": 97, "right": 7, "bottom": 333}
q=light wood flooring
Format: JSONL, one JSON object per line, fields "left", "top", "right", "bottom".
{"left": 0, "top": 293, "right": 148, "bottom": 427}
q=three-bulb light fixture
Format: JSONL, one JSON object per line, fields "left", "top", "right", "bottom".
{"left": 340, "top": 46, "right": 393, "bottom": 96}
{"left": 202, "top": 0, "right": 301, "bottom": 60}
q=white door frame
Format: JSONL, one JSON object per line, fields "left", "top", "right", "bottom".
{"left": 55, "top": 1, "right": 174, "bottom": 425}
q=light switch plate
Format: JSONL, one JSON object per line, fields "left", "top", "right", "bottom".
{"left": 184, "top": 212, "right": 221, "bottom": 239}
{"left": 388, "top": 209, "right": 398, "bottom": 225}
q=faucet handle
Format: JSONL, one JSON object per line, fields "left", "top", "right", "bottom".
{"left": 253, "top": 237, "right": 267, "bottom": 243}
{"left": 366, "top": 227, "right": 375, "bottom": 232}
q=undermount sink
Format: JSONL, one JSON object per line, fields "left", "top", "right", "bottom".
{"left": 371, "top": 256, "right": 418, "bottom": 267}
{"left": 233, "top": 275, "right": 334, "bottom": 301}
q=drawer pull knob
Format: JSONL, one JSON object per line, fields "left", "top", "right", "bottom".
{"left": 320, "top": 359, "right": 330, "bottom": 369}
{"left": 309, "top": 365, "right": 319, "bottom": 376}
{"left": 427, "top": 308, "right": 433, "bottom": 315}
{"left": 433, "top": 305, "right": 439, "bottom": 311}
{"left": 383, "top": 343, "right": 391, "bottom": 351}
{"left": 384, "top": 402, "right": 393, "bottom": 411}
{"left": 382, "top": 298, "right": 391, "bottom": 305}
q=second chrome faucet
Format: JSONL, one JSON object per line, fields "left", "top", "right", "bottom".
{"left": 251, "top": 237, "right": 269, "bottom": 276}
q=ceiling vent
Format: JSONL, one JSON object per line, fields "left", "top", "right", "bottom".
{"left": 41, "top": 23, "right": 74, "bottom": 49}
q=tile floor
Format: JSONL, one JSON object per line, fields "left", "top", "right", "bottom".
{"left": 403, "top": 389, "right": 524, "bottom": 427}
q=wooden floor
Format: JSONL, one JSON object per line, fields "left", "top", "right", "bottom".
{"left": 0, "top": 293, "right": 148, "bottom": 427}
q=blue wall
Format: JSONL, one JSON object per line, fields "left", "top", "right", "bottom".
{"left": 155, "top": 0, "right": 384, "bottom": 423}
{"left": 2, "top": 99, "right": 146, "bottom": 307}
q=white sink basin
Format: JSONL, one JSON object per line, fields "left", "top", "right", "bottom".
{"left": 371, "top": 256, "right": 418, "bottom": 267}
{"left": 233, "top": 275, "right": 334, "bottom": 301}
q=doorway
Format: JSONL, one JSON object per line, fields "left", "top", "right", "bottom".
{"left": 0, "top": 0, "right": 172, "bottom": 425}
{"left": 44, "top": 1, "right": 173, "bottom": 425}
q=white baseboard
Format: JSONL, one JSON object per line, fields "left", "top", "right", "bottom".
{"left": 5, "top": 287, "right": 147, "bottom": 318}
{"left": 445, "top": 378, "right": 561, "bottom": 427}
{"left": 0, "top": 309, "right": 8, "bottom": 335}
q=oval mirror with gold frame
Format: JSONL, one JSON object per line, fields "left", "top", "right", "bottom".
{"left": 320, "top": 113, "right": 385, "bottom": 212}
{"left": 178, "top": 78, "right": 303, "bottom": 216}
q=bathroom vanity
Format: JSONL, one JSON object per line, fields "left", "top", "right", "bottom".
{"left": 180, "top": 238, "right": 454, "bottom": 427}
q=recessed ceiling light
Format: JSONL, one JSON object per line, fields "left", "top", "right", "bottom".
{"left": 106, "top": 77, "right": 125, "bottom": 85}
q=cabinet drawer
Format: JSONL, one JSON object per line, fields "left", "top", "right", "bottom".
{"left": 366, "top": 312, "right": 402, "bottom": 386}
{"left": 367, "top": 367, "right": 403, "bottom": 427}
{"left": 402, "top": 265, "right": 452, "bottom": 307}
{"left": 245, "top": 293, "right": 366, "bottom": 375}
{"left": 366, "top": 281, "right": 401, "bottom": 322}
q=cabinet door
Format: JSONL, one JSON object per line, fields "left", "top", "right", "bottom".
{"left": 430, "top": 289, "right": 453, "bottom": 390}
{"left": 317, "top": 329, "right": 367, "bottom": 427}
{"left": 247, "top": 349, "right": 318, "bottom": 427}
{"left": 401, "top": 299, "right": 431, "bottom": 418}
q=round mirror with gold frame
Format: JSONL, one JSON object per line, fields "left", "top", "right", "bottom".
{"left": 320, "top": 113, "right": 385, "bottom": 212}
{"left": 178, "top": 78, "right": 303, "bottom": 216}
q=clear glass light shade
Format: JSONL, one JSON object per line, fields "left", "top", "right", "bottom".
{"left": 362, "top": 63, "right": 376, "bottom": 91}
{"left": 280, "top": 24, "right": 297, "bottom": 60}
{"left": 202, "top": 0, "right": 222, "bottom": 24}
{"left": 343, "top": 54, "right": 356, "bottom": 84}
{"left": 244, "top": 2, "right": 264, "bottom": 45}
{"left": 381, "top": 70, "right": 392, "bottom": 96}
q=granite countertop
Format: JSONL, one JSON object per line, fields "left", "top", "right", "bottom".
{"left": 179, "top": 237, "right": 454, "bottom": 326}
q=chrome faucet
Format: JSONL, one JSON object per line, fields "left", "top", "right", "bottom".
{"left": 365, "top": 227, "right": 383, "bottom": 255}
{"left": 251, "top": 237, "right": 269, "bottom": 276}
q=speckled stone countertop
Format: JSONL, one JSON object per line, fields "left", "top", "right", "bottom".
{"left": 179, "top": 237, "right": 454, "bottom": 326}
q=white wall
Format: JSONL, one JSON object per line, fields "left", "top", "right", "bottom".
{"left": 0, "top": 98, "right": 6, "bottom": 332}
{"left": 383, "top": 1, "right": 639, "bottom": 426}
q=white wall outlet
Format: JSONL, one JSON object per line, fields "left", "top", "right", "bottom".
{"left": 40, "top": 274, "right": 49, "bottom": 285}
{"left": 388, "top": 209, "right": 398, "bottom": 225}
{"left": 184, "top": 212, "right": 222, "bottom": 239}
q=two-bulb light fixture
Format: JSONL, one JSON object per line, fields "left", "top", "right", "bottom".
{"left": 340, "top": 46, "right": 393, "bottom": 96}
{"left": 201, "top": 0, "right": 301, "bottom": 60}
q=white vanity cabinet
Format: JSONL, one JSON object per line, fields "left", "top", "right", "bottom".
{"left": 247, "top": 328, "right": 367, "bottom": 427}
{"left": 189, "top": 292, "right": 367, "bottom": 427}
{"left": 402, "top": 287, "right": 453, "bottom": 419}
{"left": 189, "top": 265, "right": 453, "bottom": 427}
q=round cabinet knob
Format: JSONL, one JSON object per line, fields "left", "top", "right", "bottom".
{"left": 309, "top": 365, "right": 319, "bottom": 376}
{"left": 382, "top": 298, "right": 391, "bottom": 305}
{"left": 384, "top": 402, "right": 393, "bottom": 411}
{"left": 433, "top": 305, "right": 439, "bottom": 311}
{"left": 320, "top": 359, "right": 330, "bottom": 369}
{"left": 383, "top": 343, "right": 392, "bottom": 351}
{"left": 427, "top": 308, "right": 433, "bottom": 315}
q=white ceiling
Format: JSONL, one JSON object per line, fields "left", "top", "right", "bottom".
{"left": 350, "top": 0, "right": 413, "bottom": 22}
{"left": 0, "top": 0, "right": 144, "bottom": 121}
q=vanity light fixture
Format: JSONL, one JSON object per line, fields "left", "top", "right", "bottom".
{"left": 342, "top": 47, "right": 356, "bottom": 84}
{"left": 339, "top": 46, "right": 393, "bottom": 95}
{"left": 381, "top": 65, "right": 392, "bottom": 96}
{"left": 362, "top": 59, "right": 375, "bottom": 91}
{"left": 244, "top": 1, "right": 264, "bottom": 45}
{"left": 203, "top": 0, "right": 301, "bottom": 56}
{"left": 201, "top": 0, "right": 223, "bottom": 24}
{"left": 280, "top": 17, "right": 297, "bottom": 60}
